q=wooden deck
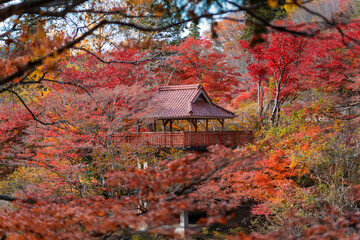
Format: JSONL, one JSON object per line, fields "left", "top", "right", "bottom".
{"left": 118, "top": 131, "right": 254, "bottom": 149}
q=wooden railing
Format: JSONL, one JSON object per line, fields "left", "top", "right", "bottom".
{"left": 117, "top": 131, "right": 253, "bottom": 149}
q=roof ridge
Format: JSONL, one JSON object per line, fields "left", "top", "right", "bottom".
{"left": 159, "top": 84, "right": 202, "bottom": 91}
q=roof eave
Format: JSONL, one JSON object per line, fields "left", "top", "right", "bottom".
{"left": 146, "top": 115, "right": 235, "bottom": 120}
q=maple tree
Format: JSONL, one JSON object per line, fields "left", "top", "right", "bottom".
{"left": 240, "top": 27, "right": 316, "bottom": 126}
{"left": 225, "top": 19, "right": 360, "bottom": 239}
{"left": 240, "top": 17, "right": 360, "bottom": 125}
{"left": 165, "top": 37, "right": 240, "bottom": 102}
{"left": 180, "top": 9, "right": 360, "bottom": 238}
{"left": 0, "top": 47, "right": 243, "bottom": 238}
{"left": 0, "top": 0, "right": 355, "bottom": 97}
{"left": 1, "top": 0, "right": 360, "bottom": 239}
{"left": 0, "top": 99, "right": 31, "bottom": 177}
{"left": 9, "top": 49, "right": 158, "bottom": 199}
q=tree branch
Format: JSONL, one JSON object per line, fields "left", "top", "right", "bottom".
{"left": 0, "top": 10, "right": 238, "bottom": 88}
{"left": 170, "top": 153, "right": 254, "bottom": 198}
{"left": 7, "top": 89, "right": 67, "bottom": 125}
{"left": 0, "top": 194, "right": 36, "bottom": 204}
{"left": 74, "top": 47, "right": 164, "bottom": 65}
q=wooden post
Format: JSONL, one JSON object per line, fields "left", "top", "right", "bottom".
{"left": 194, "top": 119, "right": 198, "bottom": 132}
{"left": 180, "top": 209, "right": 189, "bottom": 228}
{"left": 218, "top": 119, "right": 224, "bottom": 131}
{"left": 175, "top": 209, "right": 189, "bottom": 239}
{"left": 169, "top": 120, "right": 173, "bottom": 132}
{"left": 169, "top": 120, "right": 174, "bottom": 147}
{"left": 153, "top": 120, "right": 157, "bottom": 132}
{"left": 162, "top": 120, "right": 169, "bottom": 132}
{"left": 188, "top": 119, "right": 192, "bottom": 132}
{"left": 183, "top": 132, "right": 186, "bottom": 149}
{"left": 205, "top": 119, "right": 209, "bottom": 132}
{"left": 195, "top": 132, "right": 198, "bottom": 147}
{"left": 135, "top": 120, "right": 141, "bottom": 132}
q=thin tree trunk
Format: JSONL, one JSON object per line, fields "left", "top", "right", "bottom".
{"left": 270, "top": 81, "right": 281, "bottom": 126}
{"left": 257, "top": 81, "right": 263, "bottom": 118}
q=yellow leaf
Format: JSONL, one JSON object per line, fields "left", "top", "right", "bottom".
{"left": 268, "top": 0, "right": 278, "bottom": 8}
{"left": 284, "top": 0, "right": 302, "bottom": 13}
{"left": 153, "top": 4, "right": 165, "bottom": 17}
{"left": 286, "top": 0, "right": 302, "bottom": 4}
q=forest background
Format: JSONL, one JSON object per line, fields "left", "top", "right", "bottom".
{"left": 1, "top": 0, "right": 360, "bottom": 239}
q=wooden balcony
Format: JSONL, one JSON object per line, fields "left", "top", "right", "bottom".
{"left": 119, "top": 131, "right": 254, "bottom": 149}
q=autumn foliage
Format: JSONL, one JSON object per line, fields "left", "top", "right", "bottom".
{"left": 1, "top": 1, "right": 360, "bottom": 239}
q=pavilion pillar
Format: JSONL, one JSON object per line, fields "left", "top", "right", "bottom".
{"left": 169, "top": 120, "right": 173, "bottom": 132}
{"left": 162, "top": 120, "right": 170, "bottom": 132}
{"left": 175, "top": 209, "right": 189, "bottom": 239}
{"left": 135, "top": 120, "right": 140, "bottom": 132}
{"left": 153, "top": 120, "right": 157, "bottom": 132}
{"left": 188, "top": 119, "right": 198, "bottom": 132}
{"left": 205, "top": 119, "right": 209, "bottom": 132}
{"left": 218, "top": 119, "right": 224, "bottom": 131}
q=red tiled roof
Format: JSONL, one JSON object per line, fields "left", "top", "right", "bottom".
{"left": 147, "top": 84, "right": 235, "bottom": 119}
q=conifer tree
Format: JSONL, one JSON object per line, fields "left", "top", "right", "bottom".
{"left": 188, "top": 21, "right": 201, "bottom": 39}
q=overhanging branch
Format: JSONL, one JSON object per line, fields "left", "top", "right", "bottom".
{"left": 74, "top": 47, "right": 164, "bottom": 65}
{"left": 0, "top": 194, "right": 36, "bottom": 204}
{"left": 7, "top": 89, "right": 67, "bottom": 125}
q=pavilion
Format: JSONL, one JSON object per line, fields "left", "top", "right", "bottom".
{"left": 124, "top": 84, "right": 253, "bottom": 149}
{"left": 147, "top": 84, "right": 235, "bottom": 132}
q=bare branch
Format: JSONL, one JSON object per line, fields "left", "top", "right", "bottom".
{"left": 0, "top": 194, "right": 16, "bottom": 202}
{"left": 170, "top": 153, "right": 254, "bottom": 197}
{"left": 0, "top": 0, "right": 358, "bottom": 91}
{"left": 0, "top": 10, "right": 238, "bottom": 88}
{"left": 225, "top": 0, "right": 317, "bottom": 37}
{"left": 0, "top": 19, "right": 106, "bottom": 87}
{"left": 74, "top": 47, "right": 164, "bottom": 65}
{"left": 0, "top": 194, "right": 36, "bottom": 204}
{"left": 40, "top": 78, "right": 109, "bottom": 114}
{"left": 6, "top": 89, "right": 67, "bottom": 125}
{"left": 293, "top": 1, "right": 360, "bottom": 46}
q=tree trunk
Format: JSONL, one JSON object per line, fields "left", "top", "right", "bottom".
{"left": 270, "top": 81, "right": 281, "bottom": 126}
